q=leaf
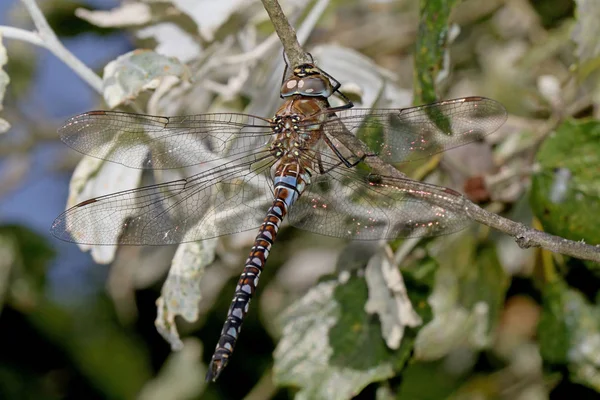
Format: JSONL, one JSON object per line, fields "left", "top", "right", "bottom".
{"left": 538, "top": 282, "right": 570, "bottom": 363}
{"left": 414, "top": 236, "right": 508, "bottom": 360}
{"left": 414, "top": 0, "right": 460, "bottom": 104}
{"left": 0, "top": 225, "right": 55, "bottom": 313}
{"left": 29, "top": 301, "right": 152, "bottom": 399}
{"left": 364, "top": 247, "right": 422, "bottom": 350}
{"left": 169, "top": 0, "right": 249, "bottom": 42}
{"left": 75, "top": 3, "right": 152, "bottom": 28}
{"left": 273, "top": 276, "right": 413, "bottom": 400}
{"left": 530, "top": 119, "right": 600, "bottom": 244}
{"left": 572, "top": 0, "right": 600, "bottom": 64}
{"left": 155, "top": 239, "right": 217, "bottom": 350}
{"left": 538, "top": 280, "right": 600, "bottom": 391}
{"left": 0, "top": 226, "right": 151, "bottom": 398}
{"left": 310, "top": 45, "right": 412, "bottom": 157}
{"left": 395, "top": 361, "right": 465, "bottom": 400}
{"left": 572, "top": 0, "right": 600, "bottom": 104}
{"left": 0, "top": 33, "right": 10, "bottom": 133}
{"left": 64, "top": 152, "right": 144, "bottom": 264}
{"left": 103, "top": 49, "right": 191, "bottom": 108}
{"left": 312, "top": 44, "right": 411, "bottom": 110}
{"left": 138, "top": 338, "right": 206, "bottom": 399}
{"left": 137, "top": 23, "right": 203, "bottom": 63}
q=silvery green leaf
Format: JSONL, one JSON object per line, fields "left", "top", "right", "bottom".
{"left": 75, "top": 3, "right": 152, "bottom": 28}
{"left": 66, "top": 149, "right": 144, "bottom": 264}
{"left": 103, "top": 50, "right": 191, "bottom": 108}
{"left": 365, "top": 247, "right": 422, "bottom": 350}
{"left": 155, "top": 239, "right": 217, "bottom": 350}
{"left": 274, "top": 276, "right": 411, "bottom": 399}
{"left": 0, "top": 118, "right": 9, "bottom": 134}
{"left": 170, "top": 0, "right": 250, "bottom": 41}
{"left": 137, "top": 23, "right": 203, "bottom": 63}
{"left": 414, "top": 302, "right": 490, "bottom": 360}
{"left": 414, "top": 236, "right": 506, "bottom": 360}
{"left": 0, "top": 33, "right": 10, "bottom": 133}
{"left": 311, "top": 44, "right": 410, "bottom": 109}
{"left": 572, "top": 0, "right": 600, "bottom": 63}
{"left": 138, "top": 338, "right": 206, "bottom": 399}
{"left": 539, "top": 281, "right": 600, "bottom": 391}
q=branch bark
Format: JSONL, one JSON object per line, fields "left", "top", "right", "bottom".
{"left": 261, "top": 0, "right": 600, "bottom": 263}
{"left": 260, "top": 0, "right": 312, "bottom": 67}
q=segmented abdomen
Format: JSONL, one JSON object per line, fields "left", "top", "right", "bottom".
{"left": 206, "top": 165, "right": 308, "bottom": 381}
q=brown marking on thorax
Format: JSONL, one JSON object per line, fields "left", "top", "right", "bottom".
{"left": 269, "top": 96, "right": 330, "bottom": 166}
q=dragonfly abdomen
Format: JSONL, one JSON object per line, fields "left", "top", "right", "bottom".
{"left": 206, "top": 167, "right": 309, "bottom": 381}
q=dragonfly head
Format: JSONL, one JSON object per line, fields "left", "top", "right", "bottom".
{"left": 281, "top": 64, "right": 334, "bottom": 99}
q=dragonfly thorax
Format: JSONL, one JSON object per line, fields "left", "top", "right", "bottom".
{"left": 270, "top": 113, "right": 321, "bottom": 159}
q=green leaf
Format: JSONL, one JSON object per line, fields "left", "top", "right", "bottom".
{"left": 0, "top": 225, "right": 54, "bottom": 313}
{"left": 396, "top": 361, "right": 464, "bottom": 400}
{"left": 414, "top": 0, "right": 459, "bottom": 104}
{"left": 28, "top": 300, "right": 153, "bottom": 399}
{"left": 538, "top": 280, "right": 600, "bottom": 391}
{"left": 530, "top": 119, "right": 600, "bottom": 244}
{"left": 273, "top": 273, "right": 422, "bottom": 399}
{"left": 538, "top": 281, "right": 571, "bottom": 363}
{"left": 0, "top": 225, "right": 151, "bottom": 399}
{"left": 414, "top": 235, "right": 508, "bottom": 360}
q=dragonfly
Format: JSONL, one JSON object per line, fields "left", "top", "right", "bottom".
{"left": 51, "top": 59, "right": 507, "bottom": 381}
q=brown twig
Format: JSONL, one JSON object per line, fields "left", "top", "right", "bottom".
{"left": 260, "top": 0, "right": 312, "bottom": 67}
{"left": 260, "top": 0, "right": 600, "bottom": 263}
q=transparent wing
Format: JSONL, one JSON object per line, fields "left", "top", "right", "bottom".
{"left": 319, "top": 96, "right": 507, "bottom": 163}
{"left": 51, "top": 151, "right": 276, "bottom": 245}
{"left": 59, "top": 111, "right": 274, "bottom": 169}
{"left": 289, "top": 151, "right": 470, "bottom": 240}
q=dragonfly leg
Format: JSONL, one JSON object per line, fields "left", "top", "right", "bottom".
{"left": 322, "top": 132, "right": 366, "bottom": 168}
{"left": 280, "top": 49, "right": 290, "bottom": 99}
{"left": 314, "top": 150, "right": 343, "bottom": 174}
{"left": 317, "top": 65, "right": 354, "bottom": 110}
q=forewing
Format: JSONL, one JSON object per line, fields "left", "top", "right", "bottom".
{"left": 51, "top": 152, "right": 275, "bottom": 245}
{"left": 288, "top": 155, "right": 470, "bottom": 240}
{"left": 321, "top": 97, "right": 507, "bottom": 163}
{"left": 59, "top": 111, "right": 273, "bottom": 169}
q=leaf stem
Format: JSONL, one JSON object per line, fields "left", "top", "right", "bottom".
{"left": 3, "top": 0, "right": 104, "bottom": 94}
